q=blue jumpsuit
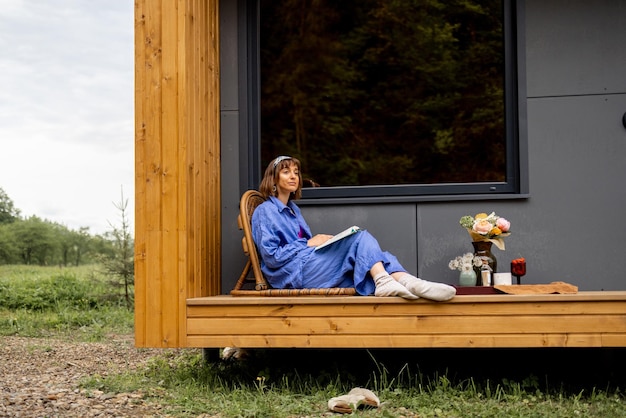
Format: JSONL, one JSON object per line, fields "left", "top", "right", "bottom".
{"left": 251, "top": 196, "right": 407, "bottom": 295}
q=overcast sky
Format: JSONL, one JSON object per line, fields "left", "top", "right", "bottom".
{"left": 0, "top": 1, "right": 134, "bottom": 235}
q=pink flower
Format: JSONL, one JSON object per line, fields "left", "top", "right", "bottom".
{"left": 473, "top": 219, "right": 493, "bottom": 235}
{"left": 496, "top": 217, "right": 510, "bottom": 232}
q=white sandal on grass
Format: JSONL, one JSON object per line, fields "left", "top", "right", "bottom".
{"left": 328, "top": 387, "right": 380, "bottom": 413}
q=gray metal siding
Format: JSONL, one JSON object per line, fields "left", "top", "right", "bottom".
{"left": 220, "top": 0, "right": 626, "bottom": 292}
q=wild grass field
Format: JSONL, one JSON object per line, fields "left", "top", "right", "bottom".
{"left": 1, "top": 264, "right": 626, "bottom": 417}
{"left": 0, "top": 264, "right": 133, "bottom": 340}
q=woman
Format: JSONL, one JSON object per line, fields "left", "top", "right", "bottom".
{"left": 251, "top": 155, "right": 456, "bottom": 301}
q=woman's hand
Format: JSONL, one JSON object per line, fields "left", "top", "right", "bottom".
{"left": 307, "top": 234, "right": 333, "bottom": 247}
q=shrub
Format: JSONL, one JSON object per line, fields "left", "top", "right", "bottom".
{"left": 0, "top": 264, "right": 133, "bottom": 340}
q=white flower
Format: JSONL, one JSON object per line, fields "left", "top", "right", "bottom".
{"left": 448, "top": 253, "right": 483, "bottom": 272}
{"left": 461, "top": 252, "right": 474, "bottom": 262}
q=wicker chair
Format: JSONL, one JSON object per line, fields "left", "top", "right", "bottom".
{"left": 230, "top": 190, "right": 356, "bottom": 296}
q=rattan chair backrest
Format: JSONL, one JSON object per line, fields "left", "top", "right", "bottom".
{"left": 231, "top": 190, "right": 356, "bottom": 296}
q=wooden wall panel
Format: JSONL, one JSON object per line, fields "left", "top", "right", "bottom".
{"left": 160, "top": 0, "right": 180, "bottom": 347}
{"left": 135, "top": 0, "right": 220, "bottom": 348}
{"left": 206, "top": 0, "right": 221, "bottom": 298}
{"left": 133, "top": 0, "right": 147, "bottom": 347}
{"left": 135, "top": 0, "right": 166, "bottom": 347}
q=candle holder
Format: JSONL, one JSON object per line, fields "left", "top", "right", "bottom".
{"left": 511, "top": 258, "right": 526, "bottom": 285}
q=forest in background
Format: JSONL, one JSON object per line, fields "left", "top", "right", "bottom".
{"left": 0, "top": 186, "right": 131, "bottom": 267}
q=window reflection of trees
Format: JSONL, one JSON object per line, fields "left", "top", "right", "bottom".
{"left": 261, "top": 0, "right": 505, "bottom": 187}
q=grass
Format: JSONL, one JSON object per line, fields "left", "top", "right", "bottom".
{"left": 2, "top": 264, "right": 626, "bottom": 417}
{"left": 0, "top": 264, "right": 133, "bottom": 341}
{"left": 81, "top": 348, "right": 626, "bottom": 417}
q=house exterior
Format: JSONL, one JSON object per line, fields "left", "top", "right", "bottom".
{"left": 135, "top": 0, "right": 626, "bottom": 348}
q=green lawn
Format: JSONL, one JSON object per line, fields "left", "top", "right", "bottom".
{"left": 2, "top": 264, "right": 625, "bottom": 417}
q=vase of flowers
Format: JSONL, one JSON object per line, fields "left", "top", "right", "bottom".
{"left": 472, "top": 241, "right": 497, "bottom": 280}
{"left": 449, "top": 253, "right": 482, "bottom": 286}
{"left": 460, "top": 212, "right": 511, "bottom": 280}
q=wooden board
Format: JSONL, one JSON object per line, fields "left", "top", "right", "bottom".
{"left": 134, "top": 0, "right": 221, "bottom": 348}
{"left": 184, "top": 292, "right": 626, "bottom": 349}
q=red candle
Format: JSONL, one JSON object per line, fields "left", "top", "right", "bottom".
{"left": 511, "top": 258, "right": 526, "bottom": 284}
{"left": 511, "top": 258, "right": 526, "bottom": 276}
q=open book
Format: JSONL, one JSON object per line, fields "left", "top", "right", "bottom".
{"left": 314, "top": 225, "right": 361, "bottom": 251}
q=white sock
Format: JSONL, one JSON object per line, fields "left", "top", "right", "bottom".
{"left": 398, "top": 274, "right": 456, "bottom": 301}
{"left": 373, "top": 272, "right": 418, "bottom": 300}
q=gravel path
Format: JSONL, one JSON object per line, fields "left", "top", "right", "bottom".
{"left": 0, "top": 335, "right": 175, "bottom": 417}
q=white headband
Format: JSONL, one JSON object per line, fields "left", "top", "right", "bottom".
{"left": 273, "top": 155, "right": 292, "bottom": 168}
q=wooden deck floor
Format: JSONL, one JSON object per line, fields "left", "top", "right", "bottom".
{"left": 186, "top": 291, "right": 626, "bottom": 349}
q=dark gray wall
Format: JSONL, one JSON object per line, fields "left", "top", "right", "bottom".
{"left": 219, "top": 0, "right": 245, "bottom": 292}
{"left": 220, "top": 0, "right": 626, "bottom": 292}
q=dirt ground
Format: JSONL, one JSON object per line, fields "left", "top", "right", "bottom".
{"left": 0, "top": 335, "right": 183, "bottom": 417}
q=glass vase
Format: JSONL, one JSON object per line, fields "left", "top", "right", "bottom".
{"left": 472, "top": 241, "right": 497, "bottom": 284}
{"left": 458, "top": 269, "right": 477, "bottom": 286}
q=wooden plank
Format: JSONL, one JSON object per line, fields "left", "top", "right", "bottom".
{"left": 195, "top": 0, "right": 207, "bottom": 299}
{"left": 602, "top": 334, "right": 626, "bottom": 346}
{"left": 189, "top": 1, "right": 202, "bottom": 298}
{"left": 185, "top": 333, "right": 626, "bottom": 349}
{"left": 159, "top": 0, "right": 180, "bottom": 348}
{"left": 183, "top": 0, "right": 220, "bottom": 299}
{"left": 142, "top": 0, "right": 165, "bottom": 348}
{"left": 176, "top": 0, "right": 188, "bottom": 348}
{"left": 185, "top": 0, "right": 199, "bottom": 300}
{"left": 133, "top": 0, "right": 147, "bottom": 347}
{"left": 134, "top": 0, "right": 221, "bottom": 347}
{"left": 194, "top": 0, "right": 204, "bottom": 299}
{"left": 186, "top": 300, "right": 626, "bottom": 318}
{"left": 186, "top": 314, "right": 626, "bottom": 336}
{"left": 179, "top": 0, "right": 220, "bottom": 305}
{"left": 207, "top": 0, "right": 221, "bottom": 297}
{"left": 184, "top": 292, "right": 626, "bottom": 348}
{"left": 187, "top": 292, "right": 626, "bottom": 305}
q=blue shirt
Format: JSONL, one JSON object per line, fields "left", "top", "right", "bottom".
{"left": 251, "top": 196, "right": 315, "bottom": 288}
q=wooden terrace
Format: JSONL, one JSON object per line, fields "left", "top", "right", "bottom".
{"left": 185, "top": 291, "right": 626, "bottom": 349}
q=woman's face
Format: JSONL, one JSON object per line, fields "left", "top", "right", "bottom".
{"left": 275, "top": 162, "right": 300, "bottom": 197}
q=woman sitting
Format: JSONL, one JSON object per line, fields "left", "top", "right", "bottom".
{"left": 251, "top": 156, "right": 456, "bottom": 301}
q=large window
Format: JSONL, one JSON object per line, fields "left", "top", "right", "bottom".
{"left": 248, "top": 0, "right": 525, "bottom": 200}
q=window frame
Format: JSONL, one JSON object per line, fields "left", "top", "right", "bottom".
{"left": 241, "top": 0, "right": 528, "bottom": 203}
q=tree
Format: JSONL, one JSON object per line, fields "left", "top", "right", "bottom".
{"left": 0, "top": 187, "right": 20, "bottom": 224}
{"left": 9, "top": 216, "right": 57, "bottom": 265}
{"left": 0, "top": 187, "right": 127, "bottom": 267}
{"left": 99, "top": 189, "right": 134, "bottom": 308}
{"left": 0, "top": 223, "right": 18, "bottom": 263}
{"left": 56, "top": 225, "right": 93, "bottom": 266}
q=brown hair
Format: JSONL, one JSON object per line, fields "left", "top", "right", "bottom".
{"left": 259, "top": 156, "right": 303, "bottom": 200}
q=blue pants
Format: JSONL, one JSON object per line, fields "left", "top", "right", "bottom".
{"left": 301, "top": 230, "right": 406, "bottom": 295}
